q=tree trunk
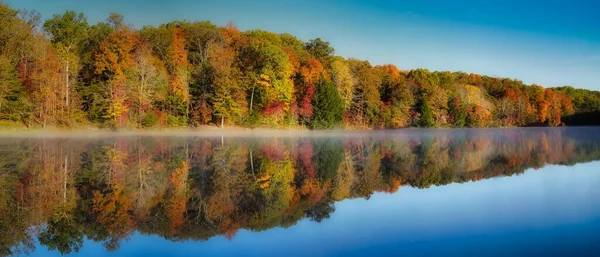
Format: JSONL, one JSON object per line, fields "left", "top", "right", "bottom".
{"left": 65, "top": 62, "right": 69, "bottom": 110}
{"left": 221, "top": 116, "right": 224, "bottom": 128}
{"left": 249, "top": 149, "right": 254, "bottom": 175}
{"left": 139, "top": 77, "right": 144, "bottom": 126}
{"left": 138, "top": 145, "right": 142, "bottom": 190}
{"left": 186, "top": 100, "right": 189, "bottom": 122}
{"left": 63, "top": 155, "right": 68, "bottom": 203}
{"left": 250, "top": 84, "right": 255, "bottom": 111}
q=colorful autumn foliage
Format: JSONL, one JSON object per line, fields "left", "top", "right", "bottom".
{"left": 0, "top": 3, "right": 597, "bottom": 129}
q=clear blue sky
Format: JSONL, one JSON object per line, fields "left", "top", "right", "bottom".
{"left": 5, "top": 0, "right": 600, "bottom": 90}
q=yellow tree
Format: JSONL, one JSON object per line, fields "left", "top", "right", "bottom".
{"left": 330, "top": 58, "right": 354, "bottom": 120}
{"left": 209, "top": 24, "right": 246, "bottom": 128}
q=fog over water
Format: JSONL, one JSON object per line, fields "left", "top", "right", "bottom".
{"left": 1, "top": 127, "right": 599, "bottom": 256}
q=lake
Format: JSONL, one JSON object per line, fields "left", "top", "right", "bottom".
{"left": 1, "top": 128, "right": 600, "bottom": 256}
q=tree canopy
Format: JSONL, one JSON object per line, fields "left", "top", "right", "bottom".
{"left": 0, "top": 3, "right": 598, "bottom": 129}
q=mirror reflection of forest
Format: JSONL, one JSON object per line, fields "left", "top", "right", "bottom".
{"left": 2, "top": 128, "right": 600, "bottom": 256}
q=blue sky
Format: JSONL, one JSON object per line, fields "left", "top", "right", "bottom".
{"left": 5, "top": 0, "right": 600, "bottom": 90}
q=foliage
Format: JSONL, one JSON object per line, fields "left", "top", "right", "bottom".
{"left": 419, "top": 100, "right": 435, "bottom": 127}
{"left": 448, "top": 97, "right": 467, "bottom": 127}
{"left": 0, "top": 2, "right": 596, "bottom": 129}
{"left": 140, "top": 111, "right": 158, "bottom": 128}
{"left": 311, "top": 78, "right": 344, "bottom": 129}
{"left": 0, "top": 55, "right": 29, "bottom": 124}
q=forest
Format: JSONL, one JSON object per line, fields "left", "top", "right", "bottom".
{"left": 1, "top": 3, "right": 600, "bottom": 130}
{"left": 2, "top": 128, "right": 600, "bottom": 255}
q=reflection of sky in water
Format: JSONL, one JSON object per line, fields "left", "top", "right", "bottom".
{"left": 31, "top": 162, "right": 600, "bottom": 257}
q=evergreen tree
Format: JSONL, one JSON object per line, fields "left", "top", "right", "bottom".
{"left": 419, "top": 99, "right": 435, "bottom": 127}
{"left": 311, "top": 78, "right": 344, "bottom": 129}
{"left": 0, "top": 56, "right": 30, "bottom": 125}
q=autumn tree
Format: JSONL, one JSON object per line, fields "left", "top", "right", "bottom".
{"left": 296, "top": 57, "right": 325, "bottom": 124}
{"left": 28, "top": 40, "right": 69, "bottom": 127}
{"left": 210, "top": 24, "right": 246, "bottom": 127}
{"left": 448, "top": 97, "right": 467, "bottom": 127}
{"left": 544, "top": 89, "right": 573, "bottom": 126}
{"left": 43, "top": 10, "right": 89, "bottom": 123}
{"left": 166, "top": 27, "right": 190, "bottom": 125}
{"left": 131, "top": 42, "right": 168, "bottom": 127}
{"left": 457, "top": 85, "right": 494, "bottom": 127}
{"left": 330, "top": 58, "right": 354, "bottom": 111}
{"left": 378, "top": 64, "right": 413, "bottom": 128}
{"left": 531, "top": 84, "right": 549, "bottom": 125}
{"left": 94, "top": 23, "right": 136, "bottom": 127}
{"left": 348, "top": 59, "right": 382, "bottom": 126}
{"left": 238, "top": 31, "right": 294, "bottom": 125}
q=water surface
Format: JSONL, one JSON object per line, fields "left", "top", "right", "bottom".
{"left": 1, "top": 128, "right": 600, "bottom": 256}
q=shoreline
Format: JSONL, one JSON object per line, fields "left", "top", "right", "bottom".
{"left": 0, "top": 126, "right": 595, "bottom": 138}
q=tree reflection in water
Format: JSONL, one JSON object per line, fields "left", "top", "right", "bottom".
{"left": 1, "top": 128, "right": 600, "bottom": 256}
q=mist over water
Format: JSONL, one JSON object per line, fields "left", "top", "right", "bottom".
{"left": 1, "top": 127, "right": 600, "bottom": 256}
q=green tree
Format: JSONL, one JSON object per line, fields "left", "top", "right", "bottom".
{"left": 0, "top": 55, "right": 29, "bottom": 124}
{"left": 419, "top": 99, "right": 435, "bottom": 127}
{"left": 43, "top": 11, "right": 88, "bottom": 49}
{"left": 77, "top": 21, "right": 112, "bottom": 123}
{"left": 311, "top": 78, "right": 344, "bottom": 129}
{"left": 304, "top": 38, "right": 334, "bottom": 64}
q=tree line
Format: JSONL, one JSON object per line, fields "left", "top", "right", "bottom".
{"left": 1, "top": 128, "right": 600, "bottom": 255}
{"left": 1, "top": 4, "right": 599, "bottom": 129}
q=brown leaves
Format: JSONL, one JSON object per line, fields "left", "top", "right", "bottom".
{"left": 94, "top": 29, "right": 136, "bottom": 78}
{"left": 300, "top": 58, "right": 326, "bottom": 85}
{"left": 168, "top": 28, "right": 190, "bottom": 103}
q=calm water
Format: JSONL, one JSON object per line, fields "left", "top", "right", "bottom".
{"left": 1, "top": 128, "right": 600, "bottom": 257}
